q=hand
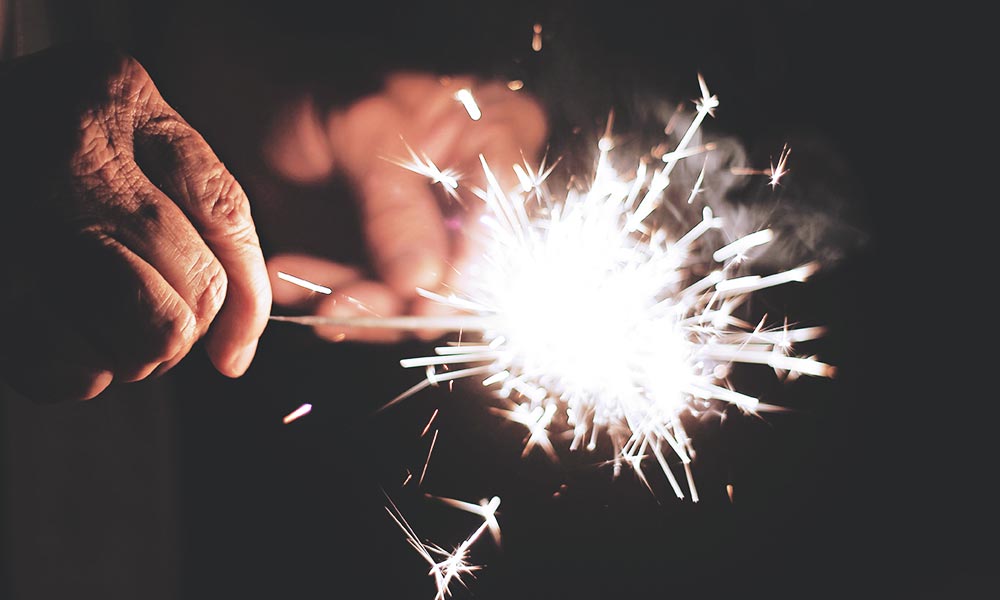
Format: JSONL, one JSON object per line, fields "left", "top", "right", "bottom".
{"left": 264, "top": 72, "right": 546, "bottom": 341}
{"left": 0, "top": 43, "right": 271, "bottom": 401}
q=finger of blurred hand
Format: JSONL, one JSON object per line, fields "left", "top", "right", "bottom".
{"left": 309, "top": 279, "right": 404, "bottom": 343}
{"left": 267, "top": 253, "right": 362, "bottom": 309}
{"left": 267, "top": 253, "right": 403, "bottom": 343}
{"left": 135, "top": 102, "right": 271, "bottom": 378}
{"left": 357, "top": 163, "right": 449, "bottom": 298}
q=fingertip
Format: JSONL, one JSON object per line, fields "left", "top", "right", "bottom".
{"left": 384, "top": 250, "right": 445, "bottom": 298}
{"left": 313, "top": 280, "right": 404, "bottom": 343}
{"left": 411, "top": 294, "right": 462, "bottom": 341}
{"left": 209, "top": 336, "right": 259, "bottom": 378}
{"left": 3, "top": 362, "right": 114, "bottom": 403}
{"left": 206, "top": 257, "right": 271, "bottom": 378}
{"left": 267, "top": 253, "right": 362, "bottom": 308}
{"left": 78, "top": 370, "right": 115, "bottom": 401}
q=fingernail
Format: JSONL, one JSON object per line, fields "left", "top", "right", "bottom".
{"left": 229, "top": 338, "right": 259, "bottom": 377}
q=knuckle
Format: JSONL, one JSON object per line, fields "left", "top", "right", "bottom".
{"left": 148, "top": 299, "right": 197, "bottom": 361}
{"left": 203, "top": 167, "right": 251, "bottom": 229}
{"left": 191, "top": 259, "right": 229, "bottom": 324}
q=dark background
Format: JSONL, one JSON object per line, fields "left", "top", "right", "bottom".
{"left": 4, "top": 1, "right": 990, "bottom": 598}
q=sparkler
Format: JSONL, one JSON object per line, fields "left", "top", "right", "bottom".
{"left": 272, "top": 75, "right": 833, "bottom": 502}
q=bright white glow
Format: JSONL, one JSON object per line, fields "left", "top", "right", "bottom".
{"left": 380, "top": 76, "right": 830, "bottom": 498}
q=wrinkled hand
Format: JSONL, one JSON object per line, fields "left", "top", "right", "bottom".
{"left": 0, "top": 44, "right": 271, "bottom": 401}
{"left": 264, "top": 73, "right": 546, "bottom": 341}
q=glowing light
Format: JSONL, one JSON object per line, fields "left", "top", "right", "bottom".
{"left": 507, "top": 79, "right": 524, "bottom": 91}
{"left": 282, "top": 403, "right": 312, "bottom": 424}
{"left": 276, "top": 272, "right": 331, "bottom": 295}
{"left": 532, "top": 23, "right": 543, "bottom": 52}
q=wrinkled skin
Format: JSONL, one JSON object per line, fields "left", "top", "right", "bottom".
{"left": 0, "top": 43, "right": 271, "bottom": 401}
{"left": 263, "top": 73, "right": 547, "bottom": 342}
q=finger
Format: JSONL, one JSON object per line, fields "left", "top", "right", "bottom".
{"left": 384, "top": 73, "right": 478, "bottom": 129}
{"left": 100, "top": 167, "right": 229, "bottom": 341}
{"left": 267, "top": 253, "right": 363, "bottom": 310}
{"left": 135, "top": 106, "right": 271, "bottom": 378}
{"left": 358, "top": 162, "right": 449, "bottom": 297}
{"left": 0, "top": 297, "right": 115, "bottom": 402}
{"left": 53, "top": 230, "right": 199, "bottom": 383}
{"left": 1, "top": 353, "right": 114, "bottom": 403}
{"left": 309, "top": 279, "right": 404, "bottom": 343}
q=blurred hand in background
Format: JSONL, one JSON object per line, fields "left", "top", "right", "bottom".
{"left": 263, "top": 72, "right": 546, "bottom": 342}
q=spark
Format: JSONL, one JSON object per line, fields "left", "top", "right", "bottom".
{"left": 660, "top": 142, "right": 716, "bottom": 163}
{"left": 282, "top": 403, "right": 312, "bottom": 424}
{"left": 421, "top": 409, "right": 440, "bottom": 437}
{"left": 507, "top": 79, "right": 524, "bottom": 91}
{"left": 630, "top": 74, "right": 718, "bottom": 229}
{"left": 276, "top": 272, "right": 332, "bottom": 295}
{"left": 419, "top": 429, "right": 439, "bottom": 487}
{"left": 729, "top": 143, "right": 792, "bottom": 188}
{"left": 428, "top": 494, "right": 502, "bottom": 545}
{"left": 383, "top": 138, "right": 461, "bottom": 199}
{"left": 532, "top": 23, "right": 543, "bottom": 52}
{"left": 713, "top": 229, "right": 774, "bottom": 262}
{"left": 454, "top": 88, "right": 482, "bottom": 121}
{"left": 769, "top": 144, "right": 792, "bottom": 188}
{"left": 686, "top": 160, "right": 707, "bottom": 204}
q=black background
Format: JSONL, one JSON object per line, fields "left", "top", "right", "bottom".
{"left": 7, "top": 1, "right": 992, "bottom": 598}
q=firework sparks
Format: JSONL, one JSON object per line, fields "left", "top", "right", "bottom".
{"left": 282, "top": 403, "right": 313, "bottom": 424}
{"left": 385, "top": 75, "right": 832, "bottom": 498}
{"left": 629, "top": 73, "right": 718, "bottom": 228}
{"left": 385, "top": 494, "right": 500, "bottom": 600}
{"left": 274, "top": 76, "right": 833, "bottom": 499}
